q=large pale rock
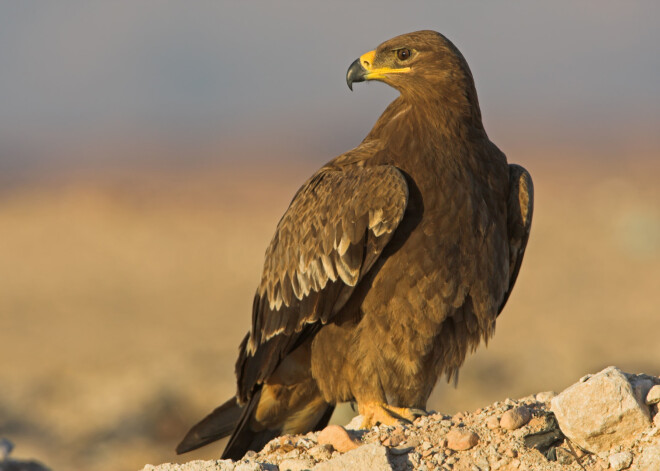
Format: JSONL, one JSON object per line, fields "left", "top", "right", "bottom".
{"left": 632, "top": 441, "right": 660, "bottom": 471}
{"left": 312, "top": 444, "right": 392, "bottom": 471}
{"left": 550, "top": 366, "right": 651, "bottom": 453}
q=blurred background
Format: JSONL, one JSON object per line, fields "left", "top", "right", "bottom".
{"left": 1, "top": 2, "right": 659, "bottom": 470}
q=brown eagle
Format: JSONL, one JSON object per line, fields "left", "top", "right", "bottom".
{"left": 177, "top": 30, "right": 533, "bottom": 459}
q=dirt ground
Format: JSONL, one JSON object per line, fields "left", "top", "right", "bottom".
{"left": 1, "top": 155, "right": 659, "bottom": 470}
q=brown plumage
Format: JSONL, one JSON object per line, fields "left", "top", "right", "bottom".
{"left": 177, "top": 30, "right": 533, "bottom": 459}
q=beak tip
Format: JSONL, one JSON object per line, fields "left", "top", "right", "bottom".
{"left": 346, "top": 57, "right": 366, "bottom": 92}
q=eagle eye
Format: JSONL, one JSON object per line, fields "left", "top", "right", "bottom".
{"left": 396, "top": 49, "right": 411, "bottom": 61}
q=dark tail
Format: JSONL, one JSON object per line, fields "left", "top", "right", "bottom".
{"left": 176, "top": 390, "right": 279, "bottom": 459}
{"left": 221, "top": 389, "right": 277, "bottom": 460}
{"left": 223, "top": 389, "right": 336, "bottom": 461}
{"left": 176, "top": 396, "right": 243, "bottom": 454}
{"left": 177, "top": 390, "right": 336, "bottom": 460}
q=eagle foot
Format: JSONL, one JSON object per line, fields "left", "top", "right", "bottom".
{"left": 357, "top": 402, "right": 428, "bottom": 429}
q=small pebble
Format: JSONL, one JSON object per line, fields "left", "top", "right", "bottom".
{"left": 647, "top": 385, "right": 660, "bottom": 405}
{"left": 609, "top": 451, "right": 633, "bottom": 470}
{"left": 535, "top": 391, "right": 557, "bottom": 402}
{"left": 382, "top": 430, "right": 406, "bottom": 447}
{"left": 317, "top": 425, "right": 360, "bottom": 452}
{"left": 500, "top": 406, "right": 531, "bottom": 430}
{"left": 296, "top": 438, "right": 314, "bottom": 449}
{"left": 555, "top": 447, "right": 575, "bottom": 465}
{"left": 389, "top": 445, "right": 414, "bottom": 455}
{"left": 307, "top": 444, "right": 333, "bottom": 461}
{"left": 344, "top": 415, "right": 363, "bottom": 430}
{"left": 405, "top": 438, "right": 420, "bottom": 448}
{"left": 282, "top": 448, "right": 300, "bottom": 459}
{"left": 446, "top": 429, "right": 479, "bottom": 451}
{"left": 486, "top": 416, "right": 500, "bottom": 429}
{"left": 453, "top": 412, "right": 466, "bottom": 422}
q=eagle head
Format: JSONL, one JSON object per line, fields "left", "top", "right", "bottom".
{"left": 346, "top": 30, "right": 481, "bottom": 122}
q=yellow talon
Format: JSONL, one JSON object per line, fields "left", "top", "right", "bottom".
{"left": 357, "top": 402, "right": 428, "bottom": 429}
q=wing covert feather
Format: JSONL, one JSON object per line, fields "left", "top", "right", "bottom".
{"left": 237, "top": 165, "right": 408, "bottom": 401}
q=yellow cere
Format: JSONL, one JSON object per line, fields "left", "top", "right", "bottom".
{"left": 359, "top": 49, "right": 411, "bottom": 79}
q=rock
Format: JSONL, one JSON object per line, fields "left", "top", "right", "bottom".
{"left": 647, "top": 385, "right": 660, "bottom": 405}
{"left": 344, "top": 415, "right": 363, "bottom": 431}
{"left": 486, "top": 416, "right": 500, "bottom": 429}
{"left": 317, "top": 425, "right": 360, "bottom": 453}
{"left": 550, "top": 366, "right": 651, "bottom": 453}
{"left": 312, "top": 444, "right": 392, "bottom": 471}
{"left": 446, "top": 429, "right": 479, "bottom": 451}
{"left": 308, "top": 445, "right": 333, "bottom": 461}
{"left": 555, "top": 447, "right": 575, "bottom": 465}
{"left": 279, "top": 458, "right": 314, "bottom": 471}
{"left": 141, "top": 460, "right": 236, "bottom": 471}
{"left": 535, "top": 391, "right": 556, "bottom": 402}
{"left": 500, "top": 406, "right": 531, "bottom": 430}
{"left": 609, "top": 451, "right": 633, "bottom": 470}
{"left": 388, "top": 445, "right": 414, "bottom": 455}
{"left": 452, "top": 412, "right": 466, "bottom": 422}
{"left": 234, "top": 463, "right": 263, "bottom": 471}
{"left": 382, "top": 430, "right": 405, "bottom": 447}
{"left": 654, "top": 410, "right": 660, "bottom": 428}
{"left": 633, "top": 441, "right": 660, "bottom": 471}
{"left": 0, "top": 438, "right": 14, "bottom": 461}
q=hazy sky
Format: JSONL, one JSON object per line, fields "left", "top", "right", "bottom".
{"left": 1, "top": 1, "right": 659, "bottom": 173}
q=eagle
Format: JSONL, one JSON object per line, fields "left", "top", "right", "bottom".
{"left": 177, "top": 30, "right": 533, "bottom": 459}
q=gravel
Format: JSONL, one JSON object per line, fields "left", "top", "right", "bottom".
{"left": 140, "top": 367, "right": 660, "bottom": 471}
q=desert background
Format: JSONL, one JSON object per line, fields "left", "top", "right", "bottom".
{"left": 1, "top": 3, "right": 659, "bottom": 470}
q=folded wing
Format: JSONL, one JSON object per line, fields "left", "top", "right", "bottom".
{"left": 236, "top": 164, "right": 409, "bottom": 401}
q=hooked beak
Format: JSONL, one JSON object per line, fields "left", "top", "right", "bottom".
{"left": 346, "top": 50, "right": 376, "bottom": 91}
{"left": 346, "top": 58, "right": 366, "bottom": 91}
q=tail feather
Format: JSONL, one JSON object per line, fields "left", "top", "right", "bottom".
{"left": 178, "top": 389, "right": 336, "bottom": 460}
{"left": 176, "top": 396, "right": 243, "bottom": 454}
{"left": 221, "top": 389, "right": 273, "bottom": 460}
{"left": 222, "top": 389, "right": 336, "bottom": 461}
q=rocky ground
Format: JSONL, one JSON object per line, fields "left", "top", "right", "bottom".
{"left": 3, "top": 368, "right": 659, "bottom": 471}
{"left": 130, "top": 367, "right": 660, "bottom": 471}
